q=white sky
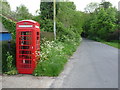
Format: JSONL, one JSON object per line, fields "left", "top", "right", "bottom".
{"left": 7, "top": 0, "right": 119, "bottom": 15}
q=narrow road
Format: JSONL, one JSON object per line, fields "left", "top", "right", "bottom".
{"left": 51, "top": 38, "right": 118, "bottom": 88}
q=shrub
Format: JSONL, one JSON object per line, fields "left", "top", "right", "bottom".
{"left": 2, "top": 43, "right": 18, "bottom": 75}
{"left": 2, "top": 41, "right": 16, "bottom": 73}
{"left": 6, "top": 52, "right": 13, "bottom": 71}
{"left": 1, "top": 15, "right": 16, "bottom": 40}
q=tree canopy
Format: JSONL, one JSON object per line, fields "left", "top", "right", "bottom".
{"left": 83, "top": 1, "right": 118, "bottom": 41}
{"left": 15, "top": 5, "right": 33, "bottom": 20}
{"left": 0, "top": 0, "right": 11, "bottom": 15}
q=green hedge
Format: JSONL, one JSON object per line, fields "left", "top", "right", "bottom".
{"left": 0, "top": 15, "right": 16, "bottom": 73}
{"left": 2, "top": 41, "right": 16, "bottom": 72}
{"left": 0, "top": 41, "right": 2, "bottom": 74}
{"left": 0, "top": 15, "right": 16, "bottom": 40}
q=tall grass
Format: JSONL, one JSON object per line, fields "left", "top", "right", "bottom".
{"left": 33, "top": 38, "right": 81, "bottom": 76}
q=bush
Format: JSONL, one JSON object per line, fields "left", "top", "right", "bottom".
{"left": 83, "top": 7, "right": 117, "bottom": 42}
{"left": 33, "top": 17, "right": 53, "bottom": 32}
{"left": 6, "top": 52, "right": 13, "bottom": 71}
{"left": 1, "top": 15, "right": 16, "bottom": 40}
{"left": 2, "top": 41, "right": 16, "bottom": 73}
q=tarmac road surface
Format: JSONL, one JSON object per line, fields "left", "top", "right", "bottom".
{"left": 51, "top": 38, "right": 118, "bottom": 88}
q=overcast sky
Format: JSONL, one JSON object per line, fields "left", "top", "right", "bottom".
{"left": 7, "top": 0, "right": 119, "bottom": 15}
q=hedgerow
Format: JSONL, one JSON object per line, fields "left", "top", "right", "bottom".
{"left": 1, "top": 15, "right": 17, "bottom": 74}
{"left": 0, "top": 15, "right": 16, "bottom": 40}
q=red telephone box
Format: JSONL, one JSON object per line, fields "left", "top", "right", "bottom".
{"left": 16, "top": 20, "right": 40, "bottom": 74}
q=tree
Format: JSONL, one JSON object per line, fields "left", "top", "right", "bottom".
{"left": 15, "top": 5, "right": 33, "bottom": 20}
{"left": 40, "top": 2, "right": 53, "bottom": 20}
{"left": 56, "top": 2, "right": 77, "bottom": 28}
{"left": 1, "top": 0, "right": 12, "bottom": 15}
{"left": 56, "top": 2, "right": 83, "bottom": 40}
{"left": 83, "top": 1, "right": 118, "bottom": 41}
{"left": 89, "top": 8, "right": 117, "bottom": 41}
{"left": 82, "top": 13, "right": 94, "bottom": 37}
{"left": 100, "top": 1, "right": 112, "bottom": 9}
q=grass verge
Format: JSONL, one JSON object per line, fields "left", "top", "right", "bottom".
{"left": 33, "top": 38, "right": 81, "bottom": 76}
{"left": 101, "top": 41, "right": 120, "bottom": 49}
{"left": 89, "top": 37, "right": 120, "bottom": 49}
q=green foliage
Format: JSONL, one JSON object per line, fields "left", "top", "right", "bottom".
{"left": 15, "top": 5, "right": 33, "bottom": 21}
{"left": 40, "top": 31, "right": 54, "bottom": 41}
{"left": 90, "top": 8, "right": 116, "bottom": 41}
{"left": 33, "top": 37, "right": 81, "bottom": 76}
{"left": 39, "top": 19, "right": 53, "bottom": 32}
{"left": 100, "top": 1, "right": 112, "bottom": 9}
{"left": 83, "top": 1, "right": 118, "bottom": 41}
{"left": 2, "top": 47, "right": 17, "bottom": 75}
{"left": 2, "top": 41, "right": 16, "bottom": 73}
{"left": 101, "top": 41, "right": 120, "bottom": 49}
{"left": 2, "top": 1, "right": 82, "bottom": 76}
{"left": 116, "top": 11, "right": 120, "bottom": 30}
{"left": 1, "top": 15, "right": 16, "bottom": 39}
{"left": 56, "top": 21, "right": 80, "bottom": 42}
{"left": 0, "top": 0, "right": 12, "bottom": 15}
{"left": 1, "top": 0, "right": 33, "bottom": 21}
{"left": 1, "top": 14, "right": 16, "bottom": 74}
{"left": 38, "top": 2, "right": 83, "bottom": 40}
{"left": 40, "top": 2, "right": 53, "bottom": 20}
{"left": 56, "top": 2, "right": 83, "bottom": 41}
{"left": 5, "top": 68, "right": 18, "bottom": 75}
{"left": 57, "top": 2, "right": 77, "bottom": 27}
{"left": 33, "top": 40, "right": 66, "bottom": 76}
{"left": 6, "top": 52, "right": 13, "bottom": 71}
{"left": 0, "top": 42, "right": 2, "bottom": 74}
{"left": 3, "top": 51, "right": 18, "bottom": 75}
{"left": 32, "top": 2, "right": 83, "bottom": 76}
{"left": 82, "top": 13, "right": 93, "bottom": 37}
{"left": 33, "top": 17, "right": 53, "bottom": 32}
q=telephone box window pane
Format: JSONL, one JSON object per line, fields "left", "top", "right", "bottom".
{"left": 37, "top": 37, "right": 39, "bottom": 40}
{"left": 19, "top": 51, "right": 31, "bottom": 54}
{"left": 19, "top": 41, "right": 31, "bottom": 45}
{"left": 19, "top": 55, "right": 31, "bottom": 59}
{"left": 37, "top": 32, "right": 39, "bottom": 35}
{"left": 21, "top": 60, "right": 31, "bottom": 64}
{"left": 23, "top": 60, "right": 31, "bottom": 64}
{"left": 20, "top": 36, "right": 32, "bottom": 40}
{"left": 21, "top": 31, "right": 31, "bottom": 35}
{"left": 20, "top": 46, "right": 29, "bottom": 49}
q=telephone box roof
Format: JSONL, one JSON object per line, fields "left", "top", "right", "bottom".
{"left": 17, "top": 20, "right": 37, "bottom": 24}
